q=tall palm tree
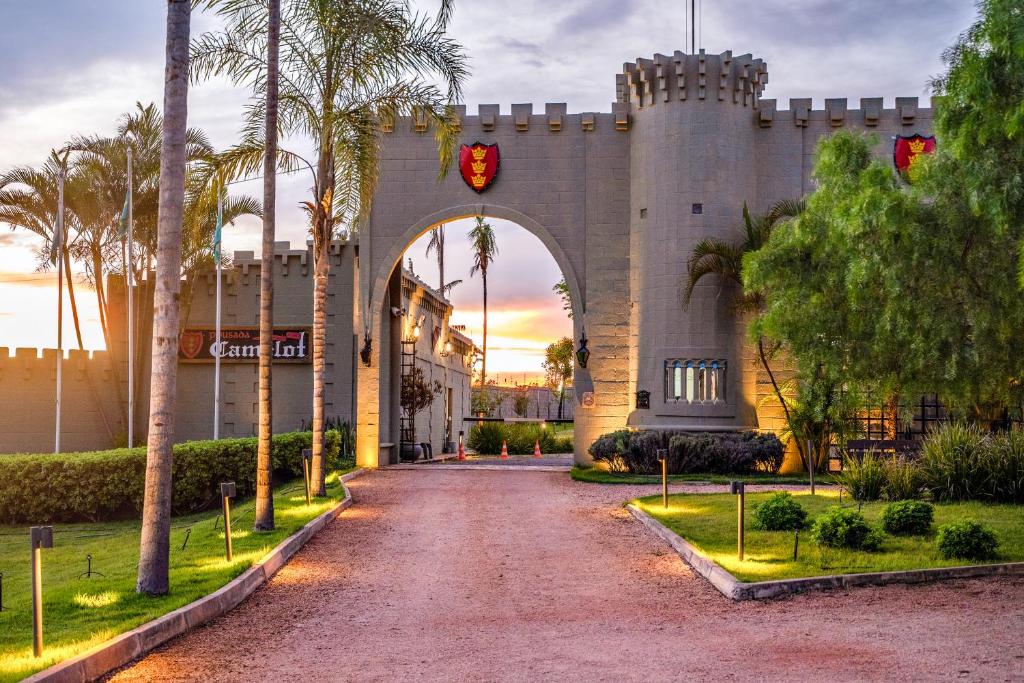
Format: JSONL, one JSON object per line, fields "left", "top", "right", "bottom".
{"left": 193, "top": 0, "right": 467, "bottom": 494}
{"left": 137, "top": 0, "right": 192, "bottom": 596}
{"left": 682, "top": 199, "right": 807, "bottom": 468}
{"left": 253, "top": 0, "right": 281, "bottom": 531}
{"left": 468, "top": 216, "right": 497, "bottom": 387}
{"left": 426, "top": 225, "right": 462, "bottom": 298}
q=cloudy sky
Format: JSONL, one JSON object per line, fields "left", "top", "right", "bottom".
{"left": 0, "top": 0, "right": 977, "bottom": 380}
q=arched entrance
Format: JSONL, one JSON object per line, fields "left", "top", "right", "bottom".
{"left": 354, "top": 105, "right": 634, "bottom": 467}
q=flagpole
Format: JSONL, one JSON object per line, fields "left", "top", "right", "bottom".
{"left": 55, "top": 169, "right": 65, "bottom": 454}
{"left": 213, "top": 189, "right": 223, "bottom": 440}
{"left": 126, "top": 147, "right": 134, "bottom": 449}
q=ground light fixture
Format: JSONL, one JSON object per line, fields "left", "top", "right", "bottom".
{"left": 730, "top": 481, "right": 746, "bottom": 561}
{"left": 575, "top": 329, "right": 590, "bottom": 368}
{"left": 657, "top": 449, "right": 668, "bottom": 509}
{"left": 220, "top": 482, "right": 236, "bottom": 562}
{"left": 30, "top": 525, "right": 53, "bottom": 657}
{"left": 301, "top": 448, "right": 313, "bottom": 505}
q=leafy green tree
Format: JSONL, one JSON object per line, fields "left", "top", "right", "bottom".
{"left": 468, "top": 216, "right": 498, "bottom": 387}
{"left": 542, "top": 337, "right": 573, "bottom": 420}
{"left": 745, "top": 128, "right": 1024, "bottom": 427}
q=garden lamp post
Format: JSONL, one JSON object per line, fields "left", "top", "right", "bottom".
{"left": 302, "top": 448, "right": 312, "bottom": 505}
{"left": 657, "top": 448, "right": 668, "bottom": 509}
{"left": 30, "top": 526, "right": 53, "bottom": 657}
{"left": 730, "top": 481, "right": 745, "bottom": 561}
{"left": 220, "top": 482, "right": 236, "bottom": 562}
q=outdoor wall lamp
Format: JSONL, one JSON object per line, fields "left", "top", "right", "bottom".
{"left": 441, "top": 339, "right": 453, "bottom": 357}
{"left": 576, "top": 329, "right": 590, "bottom": 368}
{"left": 412, "top": 323, "right": 421, "bottom": 340}
{"left": 359, "top": 334, "right": 372, "bottom": 366}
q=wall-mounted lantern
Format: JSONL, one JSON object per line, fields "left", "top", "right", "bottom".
{"left": 359, "top": 333, "right": 372, "bottom": 366}
{"left": 575, "top": 329, "right": 590, "bottom": 368}
{"left": 441, "top": 339, "right": 453, "bottom": 357}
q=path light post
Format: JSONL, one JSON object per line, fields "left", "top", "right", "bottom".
{"left": 730, "top": 481, "right": 745, "bottom": 561}
{"left": 807, "top": 439, "right": 816, "bottom": 495}
{"left": 30, "top": 526, "right": 53, "bottom": 657}
{"left": 657, "top": 448, "right": 668, "bottom": 509}
{"left": 302, "top": 448, "right": 312, "bottom": 504}
{"left": 220, "top": 482, "right": 236, "bottom": 562}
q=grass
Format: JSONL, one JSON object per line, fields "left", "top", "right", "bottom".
{"left": 573, "top": 466, "right": 835, "bottom": 486}
{"left": 0, "top": 465, "right": 355, "bottom": 683}
{"left": 633, "top": 490, "right": 1024, "bottom": 583}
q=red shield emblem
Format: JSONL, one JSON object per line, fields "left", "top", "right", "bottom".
{"left": 179, "top": 330, "right": 204, "bottom": 359}
{"left": 893, "top": 134, "right": 936, "bottom": 176}
{"left": 459, "top": 142, "right": 499, "bottom": 193}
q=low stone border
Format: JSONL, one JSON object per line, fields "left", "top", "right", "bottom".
{"left": 627, "top": 503, "right": 1024, "bottom": 601}
{"left": 389, "top": 462, "right": 571, "bottom": 472}
{"left": 25, "top": 469, "right": 366, "bottom": 683}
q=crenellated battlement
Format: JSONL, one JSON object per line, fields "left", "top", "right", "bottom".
{"left": 379, "top": 103, "right": 625, "bottom": 134}
{"left": 228, "top": 237, "right": 351, "bottom": 276}
{"left": 756, "top": 96, "right": 936, "bottom": 129}
{"left": 620, "top": 50, "right": 768, "bottom": 109}
{"left": 0, "top": 346, "right": 113, "bottom": 379}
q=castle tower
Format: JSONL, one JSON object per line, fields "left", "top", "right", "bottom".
{"left": 625, "top": 50, "right": 768, "bottom": 431}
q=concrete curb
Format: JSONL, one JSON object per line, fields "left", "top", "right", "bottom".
{"left": 627, "top": 504, "right": 1024, "bottom": 601}
{"left": 24, "top": 469, "right": 366, "bottom": 683}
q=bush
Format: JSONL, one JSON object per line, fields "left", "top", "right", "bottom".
{"left": 0, "top": 430, "right": 340, "bottom": 524}
{"left": 752, "top": 492, "right": 808, "bottom": 531}
{"left": 588, "top": 429, "right": 784, "bottom": 475}
{"left": 920, "top": 423, "right": 990, "bottom": 502}
{"left": 880, "top": 500, "right": 934, "bottom": 535}
{"left": 882, "top": 457, "right": 924, "bottom": 501}
{"left": 810, "top": 506, "right": 884, "bottom": 551}
{"left": 589, "top": 429, "right": 633, "bottom": 472}
{"left": 936, "top": 520, "right": 999, "bottom": 561}
{"left": 985, "top": 429, "right": 1024, "bottom": 503}
{"left": 836, "top": 452, "right": 887, "bottom": 502}
{"left": 467, "top": 423, "right": 571, "bottom": 455}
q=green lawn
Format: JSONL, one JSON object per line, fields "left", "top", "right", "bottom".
{"left": 0, "top": 466, "right": 355, "bottom": 683}
{"left": 574, "top": 466, "right": 834, "bottom": 486}
{"left": 633, "top": 490, "right": 1024, "bottom": 583}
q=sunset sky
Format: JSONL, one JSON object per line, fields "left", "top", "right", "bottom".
{"left": 0, "top": 0, "right": 975, "bottom": 381}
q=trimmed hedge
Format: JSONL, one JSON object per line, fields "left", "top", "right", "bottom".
{"left": 468, "top": 422, "right": 573, "bottom": 455}
{"left": 0, "top": 430, "right": 341, "bottom": 524}
{"left": 881, "top": 500, "right": 934, "bottom": 535}
{"left": 752, "top": 492, "right": 808, "bottom": 531}
{"left": 810, "top": 506, "right": 884, "bottom": 551}
{"left": 588, "top": 429, "right": 784, "bottom": 475}
{"left": 936, "top": 519, "right": 999, "bottom": 561}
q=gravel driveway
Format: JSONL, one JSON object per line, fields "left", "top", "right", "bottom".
{"left": 109, "top": 469, "right": 1024, "bottom": 682}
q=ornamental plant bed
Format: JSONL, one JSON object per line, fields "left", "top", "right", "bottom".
{"left": 0, "top": 466, "right": 355, "bottom": 683}
{"left": 572, "top": 466, "right": 833, "bottom": 486}
{"left": 631, "top": 490, "right": 1024, "bottom": 584}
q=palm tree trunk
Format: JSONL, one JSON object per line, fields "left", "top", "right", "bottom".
{"left": 757, "top": 336, "right": 808, "bottom": 471}
{"left": 254, "top": 0, "right": 280, "bottom": 531}
{"left": 438, "top": 226, "right": 445, "bottom": 293}
{"left": 93, "top": 247, "right": 129, "bottom": 437}
{"left": 137, "top": 0, "right": 190, "bottom": 596}
{"left": 480, "top": 269, "right": 488, "bottom": 387}
{"left": 310, "top": 239, "right": 329, "bottom": 497}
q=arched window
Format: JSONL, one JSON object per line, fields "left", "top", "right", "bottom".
{"left": 672, "top": 360, "right": 683, "bottom": 401}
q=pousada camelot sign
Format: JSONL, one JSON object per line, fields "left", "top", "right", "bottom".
{"left": 178, "top": 328, "right": 311, "bottom": 363}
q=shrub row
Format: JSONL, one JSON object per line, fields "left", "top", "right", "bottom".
{"left": 0, "top": 430, "right": 342, "bottom": 524}
{"left": 589, "top": 429, "right": 784, "bottom": 475}
{"left": 838, "top": 424, "right": 1024, "bottom": 504}
{"left": 753, "top": 495, "right": 1000, "bottom": 561}
{"left": 468, "top": 422, "right": 573, "bottom": 455}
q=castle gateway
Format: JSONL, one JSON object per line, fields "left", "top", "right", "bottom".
{"left": 354, "top": 48, "right": 935, "bottom": 468}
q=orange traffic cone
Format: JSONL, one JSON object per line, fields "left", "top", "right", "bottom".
{"left": 533, "top": 439, "right": 542, "bottom": 459}
{"left": 500, "top": 440, "right": 509, "bottom": 459}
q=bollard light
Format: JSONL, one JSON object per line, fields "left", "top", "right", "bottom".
{"left": 0, "top": 572, "right": 5, "bottom": 612}
{"left": 220, "top": 482, "right": 236, "bottom": 562}
{"left": 301, "top": 447, "right": 313, "bottom": 505}
{"left": 30, "top": 525, "right": 53, "bottom": 657}
{"left": 730, "top": 481, "right": 745, "bottom": 561}
{"left": 657, "top": 448, "right": 668, "bottom": 509}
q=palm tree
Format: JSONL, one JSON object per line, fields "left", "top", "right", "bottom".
{"left": 468, "top": 216, "right": 497, "bottom": 387}
{"left": 193, "top": 0, "right": 467, "bottom": 494}
{"left": 426, "top": 226, "right": 462, "bottom": 298}
{"left": 253, "top": 0, "right": 281, "bottom": 531}
{"left": 137, "top": 0, "right": 192, "bottom": 596}
{"left": 682, "top": 199, "right": 807, "bottom": 469}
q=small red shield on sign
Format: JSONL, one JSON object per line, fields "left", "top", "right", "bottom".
{"left": 179, "top": 330, "right": 204, "bottom": 359}
{"left": 459, "top": 142, "right": 499, "bottom": 193}
{"left": 893, "top": 134, "right": 936, "bottom": 176}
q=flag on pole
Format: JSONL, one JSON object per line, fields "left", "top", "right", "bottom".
{"left": 213, "top": 189, "right": 224, "bottom": 260}
{"left": 118, "top": 190, "right": 130, "bottom": 237}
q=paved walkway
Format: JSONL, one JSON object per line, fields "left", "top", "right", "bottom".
{"left": 110, "top": 469, "right": 1024, "bottom": 682}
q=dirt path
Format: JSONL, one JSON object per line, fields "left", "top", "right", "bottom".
{"left": 110, "top": 470, "right": 1024, "bottom": 682}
